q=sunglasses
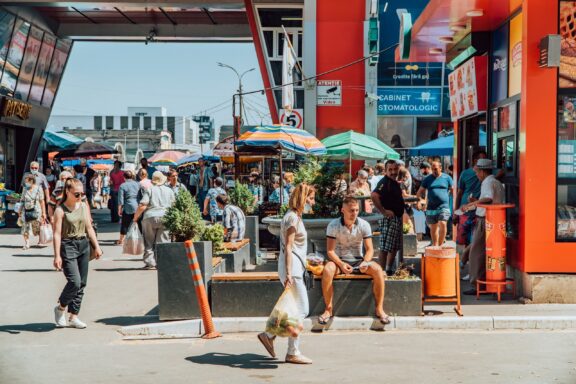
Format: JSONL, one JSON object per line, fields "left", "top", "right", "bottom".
{"left": 73, "top": 192, "right": 85, "bottom": 198}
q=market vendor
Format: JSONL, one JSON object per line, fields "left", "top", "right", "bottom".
{"left": 318, "top": 196, "right": 389, "bottom": 326}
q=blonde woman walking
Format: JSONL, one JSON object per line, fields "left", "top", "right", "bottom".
{"left": 258, "top": 183, "right": 315, "bottom": 364}
{"left": 53, "top": 178, "right": 102, "bottom": 329}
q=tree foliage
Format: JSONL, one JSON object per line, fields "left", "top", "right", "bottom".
{"left": 228, "top": 181, "right": 256, "bottom": 215}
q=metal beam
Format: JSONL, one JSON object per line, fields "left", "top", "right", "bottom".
{"left": 0, "top": 1, "right": 246, "bottom": 8}
{"left": 56, "top": 23, "right": 252, "bottom": 41}
{"left": 158, "top": 7, "right": 178, "bottom": 26}
{"left": 202, "top": 7, "right": 217, "bottom": 24}
{"left": 114, "top": 7, "right": 137, "bottom": 24}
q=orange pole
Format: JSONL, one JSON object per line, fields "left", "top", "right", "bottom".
{"left": 184, "top": 240, "right": 221, "bottom": 339}
{"left": 479, "top": 204, "right": 515, "bottom": 294}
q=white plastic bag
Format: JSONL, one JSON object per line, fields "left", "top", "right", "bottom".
{"left": 39, "top": 222, "right": 53, "bottom": 244}
{"left": 265, "top": 288, "right": 303, "bottom": 338}
{"left": 122, "top": 223, "right": 144, "bottom": 255}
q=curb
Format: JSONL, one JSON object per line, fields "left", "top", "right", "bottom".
{"left": 118, "top": 316, "right": 576, "bottom": 339}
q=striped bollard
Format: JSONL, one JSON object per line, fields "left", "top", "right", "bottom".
{"left": 184, "top": 240, "right": 221, "bottom": 339}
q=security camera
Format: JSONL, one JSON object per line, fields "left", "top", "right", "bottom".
{"left": 366, "top": 93, "right": 380, "bottom": 102}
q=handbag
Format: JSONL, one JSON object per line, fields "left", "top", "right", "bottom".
{"left": 23, "top": 188, "right": 40, "bottom": 221}
{"left": 282, "top": 243, "right": 313, "bottom": 290}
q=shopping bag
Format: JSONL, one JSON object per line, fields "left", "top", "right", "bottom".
{"left": 265, "top": 288, "right": 304, "bottom": 338}
{"left": 39, "top": 222, "right": 53, "bottom": 244}
{"left": 123, "top": 222, "right": 144, "bottom": 255}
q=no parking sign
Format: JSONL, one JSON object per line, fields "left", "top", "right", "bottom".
{"left": 279, "top": 109, "right": 303, "bottom": 128}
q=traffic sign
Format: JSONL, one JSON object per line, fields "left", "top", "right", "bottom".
{"left": 279, "top": 109, "right": 303, "bottom": 128}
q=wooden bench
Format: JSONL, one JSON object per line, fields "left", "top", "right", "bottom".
{"left": 222, "top": 239, "right": 250, "bottom": 252}
{"left": 212, "top": 271, "right": 373, "bottom": 281}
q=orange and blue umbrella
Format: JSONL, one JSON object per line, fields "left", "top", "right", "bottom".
{"left": 236, "top": 125, "right": 326, "bottom": 156}
{"left": 148, "top": 150, "right": 187, "bottom": 166}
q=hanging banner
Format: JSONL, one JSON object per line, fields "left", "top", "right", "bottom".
{"left": 508, "top": 12, "right": 522, "bottom": 97}
{"left": 377, "top": 87, "right": 442, "bottom": 116}
{"left": 490, "top": 24, "right": 509, "bottom": 103}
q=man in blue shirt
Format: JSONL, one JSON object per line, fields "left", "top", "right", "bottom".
{"left": 417, "top": 161, "right": 454, "bottom": 246}
{"left": 454, "top": 151, "right": 486, "bottom": 264}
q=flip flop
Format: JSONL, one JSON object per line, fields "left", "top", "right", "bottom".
{"left": 317, "top": 313, "right": 333, "bottom": 325}
{"left": 377, "top": 314, "right": 391, "bottom": 325}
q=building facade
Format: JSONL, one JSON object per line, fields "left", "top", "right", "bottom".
{"left": 47, "top": 107, "right": 200, "bottom": 162}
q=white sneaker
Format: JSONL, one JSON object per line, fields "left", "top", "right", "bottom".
{"left": 54, "top": 306, "right": 67, "bottom": 328}
{"left": 68, "top": 317, "right": 87, "bottom": 329}
{"left": 461, "top": 274, "right": 470, "bottom": 281}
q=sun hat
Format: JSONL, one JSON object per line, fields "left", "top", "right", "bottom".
{"left": 151, "top": 171, "right": 167, "bottom": 185}
{"left": 475, "top": 158, "right": 494, "bottom": 170}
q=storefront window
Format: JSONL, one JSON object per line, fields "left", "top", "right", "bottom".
{"left": 498, "top": 136, "right": 515, "bottom": 174}
{"left": 557, "top": 1, "right": 576, "bottom": 240}
{"left": 0, "top": 19, "right": 30, "bottom": 97}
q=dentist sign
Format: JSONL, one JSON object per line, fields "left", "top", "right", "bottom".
{"left": 377, "top": 87, "right": 442, "bottom": 116}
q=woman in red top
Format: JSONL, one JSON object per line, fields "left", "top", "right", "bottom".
{"left": 109, "top": 160, "right": 125, "bottom": 223}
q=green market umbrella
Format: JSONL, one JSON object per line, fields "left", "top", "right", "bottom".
{"left": 321, "top": 130, "right": 400, "bottom": 184}
{"left": 321, "top": 130, "right": 400, "bottom": 161}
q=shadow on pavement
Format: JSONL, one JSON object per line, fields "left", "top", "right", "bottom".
{"left": 0, "top": 245, "right": 26, "bottom": 249}
{"left": 93, "top": 268, "right": 147, "bottom": 272}
{"left": 11, "top": 253, "right": 53, "bottom": 258}
{"left": 96, "top": 316, "right": 159, "bottom": 327}
{"left": 0, "top": 323, "right": 55, "bottom": 334}
{"left": 185, "top": 353, "right": 280, "bottom": 369}
{"left": 2, "top": 269, "right": 56, "bottom": 272}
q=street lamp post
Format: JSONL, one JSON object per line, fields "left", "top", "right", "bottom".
{"left": 217, "top": 62, "right": 254, "bottom": 180}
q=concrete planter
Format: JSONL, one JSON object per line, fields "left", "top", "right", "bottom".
{"left": 211, "top": 277, "right": 422, "bottom": 317}
{"left": 157, "top": 241, "right": 213, "bottom": 321}
{"left": 219, "top": 242, "right": 250, "bottom": 273}
{"left": 244, "top": 215, "right": 260, "bottom": 265}
{"left": 263, "top": 214, "right": 382, "bottom": 256}
{"left": 403, "top": 233, "right": 418, "bottom": 257}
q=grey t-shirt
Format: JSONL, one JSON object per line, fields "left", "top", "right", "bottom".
{"left": 326, "top": 217, "right": 372, "bottom": 263}
{"left": 140, "top": 184, "right": 175, "bottom": 220}
{"left": 278, "top": 210, "right": 307, "bottom": 282}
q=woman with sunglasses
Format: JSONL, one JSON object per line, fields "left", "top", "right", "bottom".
{"left": 52, "top": 178, "right": 102, "bottom": 329}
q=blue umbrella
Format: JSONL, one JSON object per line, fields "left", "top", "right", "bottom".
{"left": 409, "top": 131, "right": 487, "bottom": 156}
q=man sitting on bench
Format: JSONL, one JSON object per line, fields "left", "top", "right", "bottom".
{"left": 318, "top": 196, "right": 390, "bottom": 325}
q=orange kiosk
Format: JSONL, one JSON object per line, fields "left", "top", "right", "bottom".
{"left": 476, "top": 204, "right": 516, "bottom": 302}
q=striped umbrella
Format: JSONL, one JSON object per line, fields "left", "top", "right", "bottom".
{"left": 148, "top": 150, "right": 187, "bottom": 166}
{"left": 236, "top": 124, "right": 326, "bottom": 156}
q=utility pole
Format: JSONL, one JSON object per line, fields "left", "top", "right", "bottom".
{"left": 217, "top": 62, "right": 254, "bottom": 180}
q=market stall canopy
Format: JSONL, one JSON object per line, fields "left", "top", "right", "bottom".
{"left": 54, "top": 141, "right": 117, "bottom": 159}
{"left": 212, "top": 136, "right": 234, "bottom": 162}
{"left": 176, "top": 152, "right": 220, "bottom": 167}
{"left": 409, "top": 131, "right": 487, "bottom": 156}
{"left": 148, "top": 150, "right": 187, "bottom": 166}
{"left": 321, "top": 130, "right": 400, "bottom": 160}
{"left": 42, "top": 131, "right": 83, "bottom": 151}
{"left": 236, "top": 125, "right": 326, "bottom": 156}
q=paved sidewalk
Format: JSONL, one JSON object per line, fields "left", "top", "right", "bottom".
{"left": 1, "top": 208, "right": 576, "bottom": 340}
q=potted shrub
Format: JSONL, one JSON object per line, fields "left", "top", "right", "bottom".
{"left": 229, "top": 181, "right": 260, "bottom": 265}
{"left": 157, "top": 189, "right": 213, "bottom": 321}
{"left": 263, "top": 158, "right": 382, "bottom": 256}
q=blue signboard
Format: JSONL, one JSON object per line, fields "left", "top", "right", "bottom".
{"left": 490, "top": 24, "right": 509, "bottom": 104}
{"left": 377, "top": 87, "right": 442, "bottom": 116}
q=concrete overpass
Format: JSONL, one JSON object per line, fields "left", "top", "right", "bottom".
{"left": 0, "top": 1, "right": 277, "bottom": 42}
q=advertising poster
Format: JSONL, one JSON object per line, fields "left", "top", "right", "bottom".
{"left": 564, "top": 96, "right": 576, "bottom": 123}
{"left": 560, "top": 1, "right": 576, "bottom": 88}
{"left": 42, "top": 39, "right": 71, "bottom": 108}
{"left": 377, "top": 87, "right": 442, "bottom": 116}
{"left": 14, "top": 26, "right": 43, "bottom": 102}
{"left": 29, "top": 33, "right": 55, "bottom": 104}
{"left": 0, "top": 19, "right": 30, "bottom": 96}
{"left": 448, "top": 58, "right": 478, "bottom": 121}
{"left": 508, "top": 13, "right": 522, "bottom": 96}
{"left": 0, "top": 11, "right": 16, "bottom": 69}
{"left": 490, "top": 24, "right": 509, "bottom": 103}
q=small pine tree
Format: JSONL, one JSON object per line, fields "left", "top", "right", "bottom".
{"left": 229, "top": 181, "right": 256, "bottom": 215}
{"left": 163, "top": 189, "right": 206, "bottom": 242}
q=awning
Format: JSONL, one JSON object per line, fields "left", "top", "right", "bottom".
{"left": 409, "top": 131, "right": 487, "bottom": 156}
{"left": 42, "top": 131, "right": 83, "bottom": 151}
{"left": 321, "top": 130, "right": 400, "bottom": 161}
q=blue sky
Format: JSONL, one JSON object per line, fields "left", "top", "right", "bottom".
{"left": 52, "top": 42, "right": 273, "bottom": 129}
